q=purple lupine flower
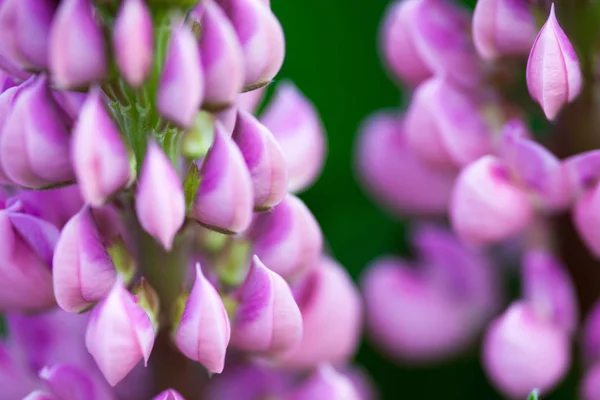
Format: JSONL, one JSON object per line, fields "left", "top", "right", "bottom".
{"left": 482, "top": 301, "right": 571, "bottom": 398}
{"left": 482, "top": 251, "right": 576, "bottom": 398}
{"left": 86, "top": 280, "right": 156, "bottom": 386}
{"left": 0, "top": 0, "right": 58, "bottom": 70}
{"left": 193, "top": 123, "right": 254, "bottom": 234}
{"left": 230, "top": 256, "right": 302, "bottom": 354}
{"left": 362, "top": 227, "right": 499, "bottom": 362}
{"left": 0, "top": 204, "right": 58, "bottom": 311}
{"left": 526, "top": 4, "right": 582, "bottom": 120}
{"left": 280, "top": 258, "right": 362, "bottom": 368}
{"left": 404, "top": 77, "right": 493, "bottom": 170}
{"left": 136, "top": 140, "right": 186, "bottom": 251}
{"left": 49, "top": 0, "right": 107, "bottom": 88}
{"left": 245, "top": 194, "right": 323, "bottom": 279}
{"left": 72, "top": 88, "right": 131, "bottom": 206}
{"left": 157, "top": 23, "right": 204, "bottom": 129}
{"left": 472, "top": 0, "right": 536, "bottom": 59}
{"left": 52, "top": 207, "right": 117, "bottom": 313}
{"left": 450, "top": 155, "right": 533, "bottom": 244}
{"left": 0, "top": 76, "right": 73, "bottom": 188}
{"left": 261, "top": 82, "right": 326, "bottom": 193}
{"left": 380, "top": 0, "right": 480, "bottom": 88}
{"left": 0, "top": 0, "right": 357, "bottom": 396}
{"left": 356, "top": 112, "right": 456, "bottom": 216}
{"left": 232, "top": 110, "right": 288, "bottom": 210}
{"left": 195, "top": 1, "right": 244, "bottom": 109}
{"left": 216, "top": 0, "right": 285, "bottom": 88}
{"left": 173, "top": 264, "right": 231, "bottom": 374}
{"left": 113, "top": 0, "right": 153, "bottom": 88}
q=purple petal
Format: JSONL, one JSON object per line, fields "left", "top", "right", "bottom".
{"left": 49, "top": 0, "right": 107, "bottom": 88}
{"left": 526, "top": 4, "right": 582, "bottom": 120}
{"left": 72, "top": 88, "right": 131, "bottom": 206}
{"left": 135, "top": 140, "right": 186, "bottom": 250}
{"left": 157, "top": 24, "right": 203, "bottom": 128}
{"left": 174, "top": 264, "right": 231, "bottom": 374}
{"left": 52, "top": 207, "right": 116, "bottom": 313}
{"left": 260, "top": 82, "right": 326, "bottom": 193}
{"left": 113, "top": 0, "right": 153, "bottom": 87}
{"left": 232, "top": 110, "right": 288, "bottom": 210}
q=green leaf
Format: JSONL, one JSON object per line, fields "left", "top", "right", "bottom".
{"left": 183, "top": 163, "right": 202, "bottom": 212}
{"left": 528, "top": 389, "right": 540, "bottom": 400}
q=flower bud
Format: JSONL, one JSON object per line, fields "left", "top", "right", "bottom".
{"left": 482, "top": 301, "right": 570, "bottom": 398}
{"left": 0, "top": 208, "right": 58, "bottom": 311}
{"left": 499, "top": 119, "right": 568, "bottom": 210}
{"left": 174, "top": 264, "right": 231, "bottom": 374}
{"left": 72, "top": 88, "right": 131, "bottom": 206}
{"left": 380, "top": 0, "right": 480, "bottom": 87}
{"left": 157, "top": 24, "right": 204, "bottom": 129}
{"left": 404, "top": 78, "right": 493, "bottom": 169}
{"left": 280, "top": 258, "right": 362, "bottom": 368}
{"left": 233, "top": 110, "right": 288, "bottom": 210}
{"left": 286, "top": 365, "right": 360, "bottom": 400}
{"left": 136, "top": 140, "right": 186, "bottom": 250}
{"left": 113, "top": 0, "right": 154, "bottom": 87}
{"left": 0, "top": 0, "right": 58, "bottom": 70}
{"left": 472, "top": 0, "right": 536, "bottom": 59}
{"left": 362, "top": 257, "right": 488, "bottom": 362}
{"left": 193, "top": 123, "right": 253, "bottom": 234}
{"left": 217, "top": 0, "right": 284, "bottom": 88}
{"left": 522, "top": 250, "right": 577, "bottom": 333}
{"left": 53, "top": 207, "right": 117, "bottom": 313}
{"left": 39, "top": 364, "right": 114, "bottom": 400}
{"left": 261, "top": 82, "right": 325, "bottom": 193}
{"left": 196, "top": 1, "right": 244, "bottom": 109}
{"left": 231, "top": 256, "right": 302, "bottom": 354}
{"left": 450, "top": 155, "right": 533, "bottom": 244}
{"left": 154, "top": 389, "right": 185, "bottom": 400}
{"left": 380, "top": 0, "right": 431, "bottom": 86}
{"left": 49, "top": 0, "right": 107, "bottom": 88}
{"left": 526, "top": 4, "right": 582, "bottom": 120}
{"left": 246, "top": 194, "right": 322, "bottom": 278}
{"left": 86, "top": 280, "right": 156, "bottom": 386}
{"left": 0, "top": 76, "right": 73, "bottom": 188}
{"left": 356, "top": 112, "right": 455, "bottom": 216}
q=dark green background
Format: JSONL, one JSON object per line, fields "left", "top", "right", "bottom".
{"left": 268, "top": 0, "right": 577, "bottom": 399}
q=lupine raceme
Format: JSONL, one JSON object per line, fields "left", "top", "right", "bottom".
{"left": 357, "top": 0, "right": 600, "bottom": 398}
{"left": 0, "top": 0, "right": 366, "bottom": 398}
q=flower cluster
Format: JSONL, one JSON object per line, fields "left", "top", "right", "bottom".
{"left": 0, "top": 0, "right": 365, "bottom": 398}
{"left": 357, "top": 0, "right": 600, "bottom": 398}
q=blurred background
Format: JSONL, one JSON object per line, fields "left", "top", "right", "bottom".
{"left": 266, "top": 0, "right": 578, "bottom": 398}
